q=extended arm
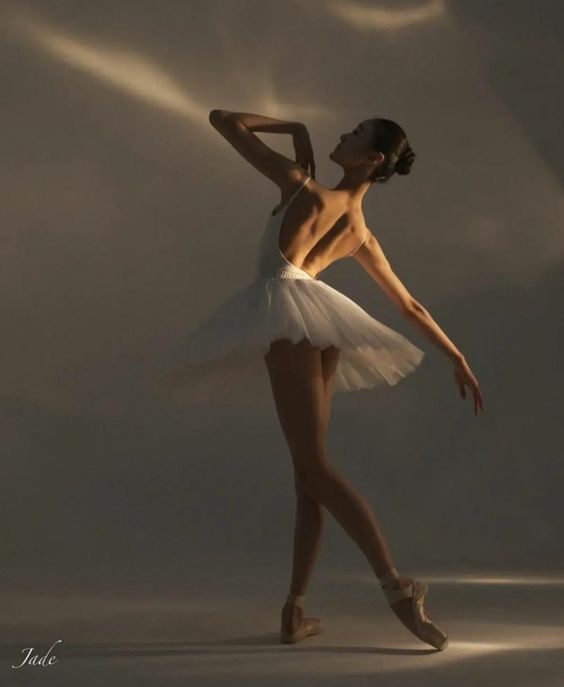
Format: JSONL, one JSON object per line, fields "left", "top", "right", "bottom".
{"left": 353, "top": 231, "right": 464, "bottom": 362}
{"left": 353, "top": 230, "right": 485, "bottom": 415}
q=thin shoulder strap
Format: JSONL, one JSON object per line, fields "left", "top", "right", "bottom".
{"left": 348, "top": 225, "right": 369, "bottom": 256}
{"left": 285, "top": 174, "right": 311, "bottom": 207}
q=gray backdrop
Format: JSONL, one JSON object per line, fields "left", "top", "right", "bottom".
{"left": 1, "top": 1, "right": 563, "bottom": 684}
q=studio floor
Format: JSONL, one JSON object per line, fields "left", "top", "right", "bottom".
{"left": 2, "top": 566, "right": 563, "bottom": 686}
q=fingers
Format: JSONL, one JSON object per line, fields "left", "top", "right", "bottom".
{"left": 455, "top": 365, "right": 484, "bottom": 415}
{"left": 476, "top": 388, "right": 484, "bottom": 414}
{"left": 298, "top": 159, "right": 315, "bottom": 178}
{"left": 473, "top": 387, "right": 484, "bottom": 415}
{"left": 459, "top": 382, "right": 483, "bottom": 416}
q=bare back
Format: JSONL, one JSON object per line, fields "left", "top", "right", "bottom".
{"left": 273, "top": 177, "right": 369, "bottom": 280}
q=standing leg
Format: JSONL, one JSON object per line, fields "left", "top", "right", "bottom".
{"left": 287, "top": 474, "right": 325, "bottom": 599}
{"left": 287, "top": 345, "right": 339, "bottom": 599}
{"left": 265, "top": 337, "right": 329, "bottom": 641}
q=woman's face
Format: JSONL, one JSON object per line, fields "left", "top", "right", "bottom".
{"left": 329, "top": 119, "right": 383, "bottom": 169}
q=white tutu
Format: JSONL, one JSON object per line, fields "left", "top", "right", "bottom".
{"left": 153, "top": 176, "right": 425, "bottom": 405}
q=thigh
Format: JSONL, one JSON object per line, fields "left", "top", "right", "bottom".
{"left": 264, "top": 337, "right": 327, "bottom": 472}
{"left": 320, "top": 345, "right": 340, "bottom": 435}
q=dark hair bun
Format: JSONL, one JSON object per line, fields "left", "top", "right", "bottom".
{"left": 395, "top": 145, "right": 415, "bottom": 176}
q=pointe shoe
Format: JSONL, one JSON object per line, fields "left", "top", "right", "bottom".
{"left": 382, "top": 576, "right": 449, "bottom": 651}
{"left": 280, "top": 600, "right": 322, "bottom": 644}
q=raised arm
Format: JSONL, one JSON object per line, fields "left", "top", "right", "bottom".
{"left": 208, "top": 110, "right": 314, "bottom": 189}
{"left": 353, "top": 231, "right": 484, "bottom": 415}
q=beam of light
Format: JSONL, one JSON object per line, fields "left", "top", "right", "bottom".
{"left": 259, "top": 97, "right": 333, "bottom": 122}
{"left": 4, "top": 7, "right": 206, "bottom": 122}
{"left": 327, "top": 0, "right": 446, "bottom": 31}
{"left": 430, "top": 573, "right": 564, "bottom": 586}
{"left": 212, "top": 8, "right": 336, "bottom": 124}
{"left": 324, "top": 570, "right": 564, "bottom": 663}
{"left": 338, "top": 571, "right": 564, "bottom": 586}
{"left": 3, "top": 4, "right": 334, "bottom": 130}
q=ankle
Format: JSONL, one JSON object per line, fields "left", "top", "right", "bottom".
{"left": 378, "top": 566, "right": 399, "bottom": 585}
{"left": 378, "top": 567, "right": 407, "bottom": 590}
{"left": 286, "top": 592, "right": 306, "bottom": 609}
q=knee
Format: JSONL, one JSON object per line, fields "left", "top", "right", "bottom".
{"left": 294, "top": 470, "right": 320, "bottom": 498}
{"left": 294, "top": 475, "right": 320, "bottom": 504}
{"left": 293, "top": 453, "right": 334, "bottom": 497}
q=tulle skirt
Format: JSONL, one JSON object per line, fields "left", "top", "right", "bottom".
{"left": 152, "top": 264, "right": 425, "bottom": 405}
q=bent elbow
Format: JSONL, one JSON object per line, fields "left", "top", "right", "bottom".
{"left": 209, "top": 109, "right": 231, "bottom": 127}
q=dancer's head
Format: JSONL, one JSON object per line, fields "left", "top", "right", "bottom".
{"left": 329, "top": 118, "right": 415, "bottom": 184}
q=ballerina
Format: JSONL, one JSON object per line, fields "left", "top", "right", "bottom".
{"left": 158, "top": 110, "right": 484, "bottom": 649}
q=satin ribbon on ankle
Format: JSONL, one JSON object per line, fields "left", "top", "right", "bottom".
{"left": 286, "top": 593, "right": 306, "bottom": 609}
{"left": 378, "top": 567, "right": 400, "bottom": 588}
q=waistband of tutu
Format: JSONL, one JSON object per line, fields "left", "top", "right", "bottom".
{"left": 275, "top": 263, "right": 316, "bottom": 281}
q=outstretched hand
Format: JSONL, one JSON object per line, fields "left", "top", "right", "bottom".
{"left": 453, "top": 357, "right": 484, "bottom": 416}
{"left": 292, "top": 124, "right": 316, "bottom": 179}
